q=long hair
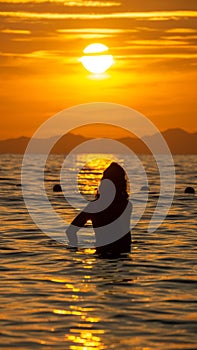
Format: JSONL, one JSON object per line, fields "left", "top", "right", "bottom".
{"left": 101, "top": 162, "right": 129, "bottom": 199}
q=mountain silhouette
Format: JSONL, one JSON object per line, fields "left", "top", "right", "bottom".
{"left": 0, "top": 129, "right": 196, "bottom": 154}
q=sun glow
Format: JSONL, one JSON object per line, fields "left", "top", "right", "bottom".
{"left": 80, "top": 43, "right": 114, "bottom": 74}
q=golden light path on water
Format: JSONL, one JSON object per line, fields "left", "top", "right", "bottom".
{"left": 54, "top": 155, "right": 118, "bottom": 347}
{"left": 78, "top": 157, "right": 114, "bottom": 198}
{"left": 51, "top": 256, "right": 105, "bottom": 350}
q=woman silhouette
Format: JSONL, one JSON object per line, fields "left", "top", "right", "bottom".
{"left": 66, "top": 162, "right": 132, "bottom": 256}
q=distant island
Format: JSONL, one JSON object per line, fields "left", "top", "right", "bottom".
{"left": 0, "top": 128, "right": 196, "bottom": 154}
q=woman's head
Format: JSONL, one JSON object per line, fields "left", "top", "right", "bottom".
{"left": 101, "top": 162, "right": 129, "bottom": 199}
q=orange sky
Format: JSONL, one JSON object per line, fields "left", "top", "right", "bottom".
{"left": 0, "top": 0, "right": 197, "bottom": 139}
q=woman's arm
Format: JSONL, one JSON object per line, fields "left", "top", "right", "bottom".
{"left": 66, "top": 211, "right": 89, "bottom": 247}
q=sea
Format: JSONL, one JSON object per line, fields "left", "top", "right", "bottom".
{"left": 0, "top": 154, "right": 197, "bottom": 350}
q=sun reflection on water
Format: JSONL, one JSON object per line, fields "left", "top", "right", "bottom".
{"left": 66, "top": 329, "right": 105, "bottom": 350}
{"left": 77, "top": 155, "right": 117, "bottom": 200}
{"left": 51, "top": 252, "right": 107, "bottom": 350}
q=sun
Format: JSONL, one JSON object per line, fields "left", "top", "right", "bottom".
{"left": 80, "top": 43, "right": 114, "bottom": 74}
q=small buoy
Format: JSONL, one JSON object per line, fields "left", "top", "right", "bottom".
{"left": 141, "top": 185, "right": 149, "bottom": 191}
{"left": 184, "top": 186, "right": 195, "bottom": 194}
{"left": 53, "top": 184, "right": 62, "bottom": 192}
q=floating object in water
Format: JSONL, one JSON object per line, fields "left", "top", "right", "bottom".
{"left": 141, "top": 185, "right": 149, "bottom": 191}
{"left": 53, "top": 184, "right": 62, "bottom": 192}
{"left": 184, "top": 186, "right": 195, "bottom": 194}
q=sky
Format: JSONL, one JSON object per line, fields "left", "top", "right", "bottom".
{"left": 0, "top": 0, "right": 197, "bottom": 139}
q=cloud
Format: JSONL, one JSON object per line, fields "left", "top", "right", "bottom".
{"left": 130, "top": 53, "right": 197, "bottom": 63}
{"left": 57, "top": 28, "right": 135, "bottom": 34}
{"left": 0, "top": 50, "right": 58, "bottom": 58}
{"left": 56, "top": 27, "right": 138, "bottom": 39}
{"left": 0, "top": 28, "right": 31, "bottom": 34}
{"left": 165, "top": 28, "right": 197, "bottom": 34}
{"left": 162, "top": 35, "right": 197, "bottom": 40}
{"left": 0, "top": 0, "right": 121, "bottom": 5}
{"left": 126, "top": 39, "right": 190, "bottom": 46}
{"left": 0, "top": 50, "right": 77, "bottom": 64}
{"left": 0, "top": 10, "right": 196, "bottom": 21}
{"left": 58, "top": 33, "right": 114, "bottom": 39}
{"left": 61, "top": 1, "right": 122, "bottom": 7}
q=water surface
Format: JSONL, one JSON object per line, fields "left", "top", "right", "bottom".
{"left": 0, "top": 154, "right": 197, "bottom": 349}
